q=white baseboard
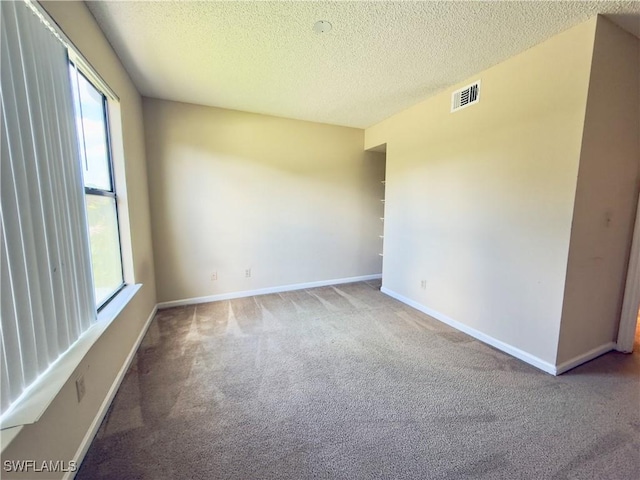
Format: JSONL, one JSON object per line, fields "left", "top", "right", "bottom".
{"left": 65, "top": 304, "right": 158, "bottom": 480}
{"left": 157, "top": 274, "right": 383, "bottom": 309}
{"left": 555, "top": 342, "right": 616, "bottom": 375}
{"left": 380, "top": 287, "right": 558, "bottom": 375}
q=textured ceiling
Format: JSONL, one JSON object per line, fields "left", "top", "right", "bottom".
{"left": 86, "top": 1, "right": 640, "bottom": 128}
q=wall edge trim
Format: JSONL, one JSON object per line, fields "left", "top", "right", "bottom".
{"left": 555, "top": 342, "right": 616, "bottom": 375}
{"left": 65, "top": 304, "right": 158, "bottom": 480}
{"left": 157, "top": 274, "right": 384, "bottom": 309}
{"left": 380, "top": 287, "right": 558, "bottom": 375}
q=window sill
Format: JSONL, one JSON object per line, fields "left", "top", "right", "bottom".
{"left": 0, "top": 284, "right": 142, "bottom": 450}
{"left": 97, "top": 284, "right": 140, "bottom": 323}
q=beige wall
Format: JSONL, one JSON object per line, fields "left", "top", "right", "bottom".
{"left": 2, "top": 1, "right": 157, "bottom": 478}
{"left": 557, "top": 17, "right": 640, "bottom": 364}
{"left": 365, "top": 19, "right": 598, "bottom": 365}
{"left": 143, "top": 99, "right": 383, "bottom": 303}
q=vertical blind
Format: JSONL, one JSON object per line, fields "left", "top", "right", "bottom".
{"left": 1, "top": 0, "right": 96, "bottom": 419}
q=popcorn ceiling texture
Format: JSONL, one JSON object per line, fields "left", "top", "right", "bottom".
{"left": 87, "top": 1, "right": 640, "bottom": 128}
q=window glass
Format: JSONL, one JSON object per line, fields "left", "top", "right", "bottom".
{"left": 70, "top": 66, "right": 112, "bottom": 191}
{"left": 85, "top": 195, "right": 123, "bottom": 306}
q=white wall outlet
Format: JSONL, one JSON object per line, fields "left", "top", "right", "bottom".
{"left": 76, "top": 375, "right": 86, "bottom": 403}
{"left": 245, "top": 268, "right": 251, "bottom": 278}
{"left": 211, "top": 271, "right": 217, "bottom": 281}
{"left": 420, "top": 280, "right": 427, "bottom": 289}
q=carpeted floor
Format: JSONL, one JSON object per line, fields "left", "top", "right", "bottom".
{"left": 77, "top": 280, "right": 640, "bottom": 479}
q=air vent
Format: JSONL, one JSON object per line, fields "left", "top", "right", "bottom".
{"left": 451, "top": 80, "right": 480, "bottom": 112}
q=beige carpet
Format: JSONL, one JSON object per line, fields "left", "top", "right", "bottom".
{"left": 77, "top": 280, "right": 640, "bottom": 479}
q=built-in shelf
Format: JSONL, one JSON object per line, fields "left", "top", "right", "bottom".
{"left": 380, "top": 176, "right": 386, "bottom": 261}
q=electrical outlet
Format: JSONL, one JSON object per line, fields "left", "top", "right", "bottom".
{"left": 420, "top": 280, "right": 427, "bottom": 289}
{"left": 211, "top": 271, "right": 217, "bottom": 281}
{"left": 76, "top": 375, "right": 86, "bottom": 403}
{"left": 245, "top": 268, "right": 251, "bottom": 278}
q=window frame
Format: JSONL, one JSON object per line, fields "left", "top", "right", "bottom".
{"left": 70, "top": 62, "right": 126, "bottom": 311}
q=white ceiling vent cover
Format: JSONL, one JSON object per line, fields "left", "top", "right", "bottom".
{"left": 451, "top": 80, "right": 480, "bottom": 112}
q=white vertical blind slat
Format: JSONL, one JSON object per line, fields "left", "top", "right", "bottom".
{"left": 2, "top": 4, "right": 40, "bottom": 388}
{"left": 65, "top": 63, "right": 95, "bottom": 331}
{"left": 0, "top": 170, "right": 22, "bottom": 410}
{"left": 16, "top": 1, "right": 54, "bottom": 369}
{"left": 27, "top": 4, "right": 69, "bottom": 355}
{"left": 1, "top": 39, "right": 25, "bottom": 411}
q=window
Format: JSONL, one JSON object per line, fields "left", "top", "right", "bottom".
{"left": 1, "top": 0, "right": 137, "bottom": 430}
{"left": 69, "top": 63, "right": 125, "bottom": 309}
